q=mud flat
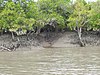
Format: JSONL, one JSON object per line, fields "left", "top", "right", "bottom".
{"left": 0, "top": 31, "right": 100, "bottom": 51}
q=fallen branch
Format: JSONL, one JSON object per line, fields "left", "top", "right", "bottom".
{"left": 0, "top": 46, "right": 12, "bottom": 51}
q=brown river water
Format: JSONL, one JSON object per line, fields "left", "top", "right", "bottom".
{"left": 0, "top": 47, "right": 100, "bottom": 75}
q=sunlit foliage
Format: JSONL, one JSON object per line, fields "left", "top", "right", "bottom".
{"left": 0, "top": 0, "right": 99, "bottom": 35}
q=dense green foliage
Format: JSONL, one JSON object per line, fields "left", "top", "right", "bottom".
{"left": 68, "top": 0, "right": 89, "bottom": 29}
{"left": 89, "top": 0, "right": 100, "bottom": 30}
{"left": 0, "top": 0, "right": 100, "bottom": 35}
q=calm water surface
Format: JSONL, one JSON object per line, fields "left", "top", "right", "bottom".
{"left": 0, "top": 47, "right": 100, "bottom": 75}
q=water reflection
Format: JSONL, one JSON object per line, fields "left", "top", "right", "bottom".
{"left": 0, "top": 47, "right": 100, "bottom": 75}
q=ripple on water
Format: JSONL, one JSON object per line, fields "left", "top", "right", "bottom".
{"left": 0, "top": 47, "right": 100, "bottom": 75}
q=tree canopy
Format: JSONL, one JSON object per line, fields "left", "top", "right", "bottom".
{"left": 0, "top": 0, "right": 100, "bottom": 35}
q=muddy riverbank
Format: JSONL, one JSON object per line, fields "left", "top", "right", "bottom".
{"left": 0, "top": 31, "right": 100, "bottom": 51}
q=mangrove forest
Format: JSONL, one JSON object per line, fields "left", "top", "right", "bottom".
{"left": 0, "top": 0, "right": 100, "bottom": 51}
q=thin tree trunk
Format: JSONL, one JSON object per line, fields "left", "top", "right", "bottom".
{"left": 11, "top": 32, "right": 15, "bottom": 41}
{"left": 77, "top": 27, "right": 85, "bottom": 47}
{"left": 27, "top": 31, "right": 32, "bottom": 41}
{"left": 76, "top": 20, "right": 85, "bottom": 47}
{"left": 36, "top": 27, "right": 41, "bottom": 36}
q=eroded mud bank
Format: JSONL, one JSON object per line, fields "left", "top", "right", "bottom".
{"left": 0, "top": 31, "right": 100, "bottom": 51}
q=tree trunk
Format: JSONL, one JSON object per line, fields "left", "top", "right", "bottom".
{"left": 36, "top": 27, "right": 41, "bottom": 36}
{"left": 77, "top": 27, "right": 85, "bottom": 47}
{"left": 11, "top": 32, "right": 15, "bottom": 41}
{"left": 26, "top": 31, "right": 32, "bottom": 41}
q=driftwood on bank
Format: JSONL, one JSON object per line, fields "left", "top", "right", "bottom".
{"left": 0, "top": 43, "right": 20, "bottom": 51}
{"left": 0, "top": 46, "right": 13, "bottom": 51}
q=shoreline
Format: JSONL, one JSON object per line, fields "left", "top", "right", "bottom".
{"left": 0, "top": 31, "right": 100, "bottom": 51}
